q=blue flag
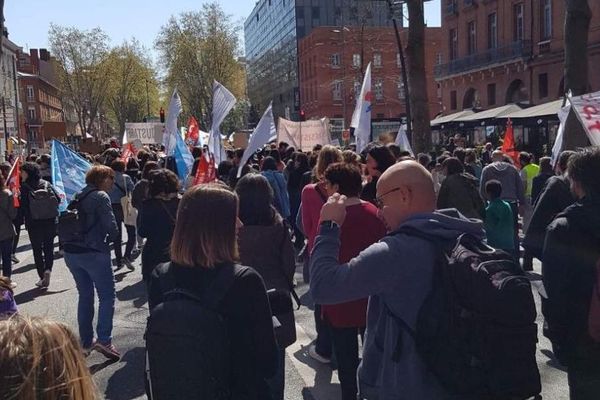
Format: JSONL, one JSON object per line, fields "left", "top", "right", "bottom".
{"left": 51, "top": 140, "right": 91, "bottom": 212}
{"left": 174, "top": 132, "right": 194, "bottom": 182}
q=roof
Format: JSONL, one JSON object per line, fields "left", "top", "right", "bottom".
{"left": 459, "top": 103, "right": 523, "bottom": 122}
{"left": 431, "top": 110, "right": 475, "bottom": 126}
{"left": 505, "top": 99, "right": 563, "bottom": 119}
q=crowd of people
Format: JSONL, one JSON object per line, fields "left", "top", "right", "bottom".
{"left": 0, "top": 137, "right": 599, "bottom": 400}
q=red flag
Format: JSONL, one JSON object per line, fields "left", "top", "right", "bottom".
{"left": 120, "top": 130, "right": 134, "bottom": 163}
{"left": 186, "top": 116, "right": 200, "bottom": 145}
{"left": 7, "top": 157, "right": 21, "bottom": 207}
{"left": 501, "top": 119, "right": 520, "bottom": 167}
{"left": 192, "top": 155, "right": 216, "bottom": 186}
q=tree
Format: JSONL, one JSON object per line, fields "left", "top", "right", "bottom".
{"left": 564, "top": 0, "right": 592, "bottom": 95}
{"left": 103, "top": 40, "right": 160, "bottom": 137}
{"left": 49, "top": 25, "right": 112, "bottom": 140}
{"left": 155, "top": 2, "right": 246, "bottom": 129}
{"left": 405, "top": 0, "right": 431, "bottom": 153}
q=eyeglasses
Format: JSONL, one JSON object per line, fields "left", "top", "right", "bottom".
{"left": 374, "top": 186, "right": 406, "bottom": 209}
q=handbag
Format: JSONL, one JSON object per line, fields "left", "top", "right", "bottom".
{"left": 118, "top": 178, "right": 137, "bottom": 227}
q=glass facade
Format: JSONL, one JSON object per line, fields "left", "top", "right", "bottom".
{"left": 245, "top": 0, "right": 393, "bottom": 121}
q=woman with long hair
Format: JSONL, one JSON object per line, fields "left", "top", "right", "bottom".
{"left": 148, "top": 184, "right": 277, "bottom": 399}
{"left": 236, "top": 174, "right": 297, "bottom": 400}
{"left": 0, "top": 315, "right": 97, "bottom": 399}
{"left": 0, "top": 173, "right": 17, "bottom": 288}
{"left": 361, "top": 144, "right": 397, "bottom": 205}
{"left": 108, "top": 160, "right": 136, "bottom": 270}
{"left": 261, "top": 156, "right": 291, "bottom": 219}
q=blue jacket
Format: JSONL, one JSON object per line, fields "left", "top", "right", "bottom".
{"left": 73, "top": 185, "right": 119, "bottom": 253}
{"left": 261, "top": 170, "right": 291, "bottom": 219}
{"left": 310, "top": 209, "right": 485, "bottom": 400}
{"left": 108, "top": 172, "right": 134, "bottom": 205}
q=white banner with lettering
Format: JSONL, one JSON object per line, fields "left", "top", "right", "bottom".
{"left": 124, "top": 122, "right": 165, "bottom": 145}
{"left": 277, "top": 118, "right": 331, "bottom": 152}
{"left": 570, "top": 90, "right": 600, "bottom": 146}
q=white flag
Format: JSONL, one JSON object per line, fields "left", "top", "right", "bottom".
{"left": 209, "top": 81, "right": 237, "bottom": 164}
{"left": 163, "top": 89, "right": 183, "bottom": 156}
{"left": 237, "top": 102, "right": 275, "bottom": 177}
{"left": 551, "top": 100, "right": 572, "bottom": 166}
{"left": 568, "top": 90, "right": 600, "bottom": 146}
{"left": 395, "top": 124, "right": 413, "bottom": 156}
{"left": 122, "top": 129, "right": 128, "bottom": 146}
{"left": 350, "top": 62, "right": 372, "bottom": 153}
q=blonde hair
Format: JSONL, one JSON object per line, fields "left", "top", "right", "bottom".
{"left": 0, "top": 315, "right": 97, "bottom": 400}
{"left": 315, "top": 145, "right": 343, "bottom": 180}
{"left": 170, "top": 184, "right": 239, "bottom": 268}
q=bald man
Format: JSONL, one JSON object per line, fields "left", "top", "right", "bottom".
{"left": 310, "top": 161, "right": 485, "bottom": 400}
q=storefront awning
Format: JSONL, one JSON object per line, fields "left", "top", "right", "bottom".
{"left": 431, "top": 110, "right": 475, "bottom": 126}
{"left": 459, "top": 103, "right": 523, "bottom": 122}
{"left": 505, "top": 99, "right": 563, "bottom": 119}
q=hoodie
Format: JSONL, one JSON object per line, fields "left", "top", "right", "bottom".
{"left": 310, "top": 209, "right": 485, "bottom": 400}
{"left": 479, "top": 161, "right": 525, "bottom": 205}
{"left": 542, "top": 197, "right": 600, "bottom": 366}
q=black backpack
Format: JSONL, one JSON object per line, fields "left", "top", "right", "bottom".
{"left": 387, "top": 227, "right": 541, "bottom": 399}
{"left": 145, "top": 263, "right": 247, "bottom": 400}
{"left": 57, "top": 190, "right": 97, "bottom": 245}
{"left": 27, "top": 181, "right": 59, "bottom": 220}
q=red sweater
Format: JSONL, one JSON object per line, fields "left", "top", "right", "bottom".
{"left": 301, "top": 182, "right": 328, "bottom": 252}
{"left": 321, "top": 202, "right": 386, "bottom": 328}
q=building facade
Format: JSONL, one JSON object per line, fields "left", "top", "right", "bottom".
{"left": 244, "top": 0, "right": 394, "bottom": 122}
{"left": 436, "top": 0, "right": 600, "bottom": 113}
{"left": 299, "top": 26, "right": 442, "bottom": 137}
{"left": 17, "top": 48, "right": 64, "bottom": 149}
{"left": 0, "top": 31, "right": 21, "bottom": 156}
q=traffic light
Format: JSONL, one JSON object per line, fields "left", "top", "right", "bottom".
{"left": 159, "top": 107, "right": 165, "bottom": 123}
{"left": 299, "top": 109, "right": 306, "bottom": 121}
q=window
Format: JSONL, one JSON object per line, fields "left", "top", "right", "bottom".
{"left": 352, "top": 53, "right": 361, "bottom": 68}
{"left": 332, "top": 81, "right": 342, "bottom": 101}
{"left": 373, "top": 53, "right": 382, "bottom": 67}
{"left": 26, "top": 85, "right": 34, "bottom": 101}
{"left": 488, "top": 13, "right": 497, "bottom": 49}
{"left": 449, "top": 29, "right": 458, "bottom": 60}
{"left": 541, "top": 0, "right": 552, "bottom": 40}
{"left": 374, "top": 79, "right": 384, "bottom": 101}
{"left": 514, "top": 3, "right": 524, "bottom": 42}
{"left": 331, "top": 53, "right": 341, "bottom": 67}
{"left": 396, "top": 53, "right": 401, "bottom": 68}
{"left": 487, "top": 83, "right": 496, "bottom": 106}
{"left": 467, "top": 21, "right": 476, "bottom": 55}
{"left": 450, "top": 90, "right": 457, "bottom": 110}
{"left": 538, "top": 73, "right": 548, "bottom": 98}
{"left": 28, "top": 107, "right": 36, "bottom": 120}
{"left": 312, "top": 6, "right": 320, "bottom": 19}
{"left": 436, "top": 53, "right": 443, "bottom": 65}
{"left": 397, "top": 80, "right": 405, "bottom": 99}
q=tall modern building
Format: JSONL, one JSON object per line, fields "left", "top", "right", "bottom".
{"left": 244, "top": 0, "right": 395, "bottom": 121}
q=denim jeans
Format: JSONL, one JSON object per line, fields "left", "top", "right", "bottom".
{"left": 112, "top": 204, "right": 136, "bottom": 263}
{"left": 0, "top": 238, "right": 12, "bottom": 278}
{"left": 65, "top": 251, "right": 115, "bottom": 347}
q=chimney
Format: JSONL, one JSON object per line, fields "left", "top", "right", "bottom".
{"left": 40, "top": 49, "right": 50, "bottom": 61}
{"left": 30, "top": 49, "right": 39, "bottom": 74}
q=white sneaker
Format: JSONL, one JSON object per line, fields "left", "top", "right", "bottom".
{"left": 9, "top": 281, "right": 17, "bottom": 289}
{"left": 35, "top": 280, "right": 44, "bottom": 288}
{"left": 42, "top": 270, "right": 51, "bottom": 288}
{"left": 308, "top": 344, "right": 331, "bottom": 364}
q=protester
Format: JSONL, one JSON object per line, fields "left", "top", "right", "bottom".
{"left": 437, "top": 157, "right": 486, "bottom": 219}
{"left": 361, "top": 144, "right": 396, "bottom": 205}
{"left": 481, "top": 142, "right": 493, "bottom": 165}
{"left": 63, "top": 165, "right": 120, "bottom": 360}
{"left": 19, "top": 161, "right": 60, "bottom": 289}
{"left": 519, "top": 151, "right": 540, "bottom": 232}
{"left": 236, "top": 173, "right": 297, "bottom": 400}
{"left": 0, "top": 173, "right": 17, "bottom": 288}
{"left": 261, "top": 156, "right": 291, "bottom": 219}
{"left": 484, "top": 180, "right": 515, "bottom": 253}
{"left": 464, "top": 148, "right": 482, "bottom": 180}
{"left": 109, "top": 160, "right": 136, "bottom": 270}
{"left": 310, "top": 160, "right": 485, "bottom": 398}
{"left": 531, "top": 156, "right": 553, "bottom": 204}
{"left": 542, "top": 147, "right": 600, "bottom": 399}
{"left": 321, "top": 162, "right": 387, "bottom": 400}
{"left": 148, "top": 184, "right": 278, "bottom": 399}
{"left": 37, "top": 154, "right": 52, "bottom": 182}
{"left": 300, "top": 145, "right": 342, "bottom": 363}
{"left": 479, "top": 150, "right": 525, "bottom": 256}
{"left": 0, "top": 315, "right": 97, "bottom": 399}
{"left": 0, "top": 276, "right": 17, "bottom": 317}
{"left": 131, "top": 161, "right": 159, "bottom": 215}
{"left": 286, "top": 152, "right": 311, "bottom": 248}
{"left": 137, "top": 169, "right": 180, "bottom": 283}
{"left": 125, "top": 157, "right": 141, "bottom": 183}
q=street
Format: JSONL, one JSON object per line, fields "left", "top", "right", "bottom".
{"left": 13, "top": 229, "right": 568, "bottom": 400}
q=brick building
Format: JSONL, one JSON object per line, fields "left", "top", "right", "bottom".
{"left": 17, "top": 48, "right": 65, "bottom": 148}
{"left": 299, "top": 26, "right": 442, "bottom": 139}
{"left": 436, "top": 0, "right": 600, "bottom": 113}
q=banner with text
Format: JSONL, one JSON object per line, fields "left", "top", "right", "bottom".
{"left": 569, "top": 90, "right": 600, "bottom": 146}
{"left": 277, "top": 118, "right": 331, "bottom": 152}
{"left": 125, "top": 122, "right": 165, "bottom": 145}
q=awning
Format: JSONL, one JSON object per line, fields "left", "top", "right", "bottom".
{"left": 431, "top": 110, "right": 475, "bottom": 126}
{"left": 8, "top": 137, "right": 27, "bottom": 145}
{"left": 459, "top": 103, "right": 523, "bottom": 122}
{"left": 505, "top": 99, "right": 563, "bottom": 119}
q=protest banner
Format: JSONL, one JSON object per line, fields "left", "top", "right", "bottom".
{"left": 277, "top": 118, "right": 331, "bottom": 152}
{"left": 125, "top": 122, "right": 165, "bottom": 145}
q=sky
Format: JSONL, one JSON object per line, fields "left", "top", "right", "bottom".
{"left": 5, "top": 0, "right": 441, "bottom": 59}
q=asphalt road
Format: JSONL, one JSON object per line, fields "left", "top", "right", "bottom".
{"left": 11, "top": 230, "right": 568, "bottom": 400}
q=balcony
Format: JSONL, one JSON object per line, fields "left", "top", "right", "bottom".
{"left": 435, "top": 40, "right": 532, "bottom": 79}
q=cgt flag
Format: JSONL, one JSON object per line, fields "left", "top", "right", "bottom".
{"left": 193, "top": 154, "right": 216, "bottom": 186}
{"left": 501, "top": 118, "right": 520, "bottom": 167}
{"left": 7, "top": 156, "right": 21, "bottom": 207}
{"left": 51, "top": 140, "right": 91, "bottom": 212}
{"left": 186, "top": 116, "right": 200, "bottom": 146}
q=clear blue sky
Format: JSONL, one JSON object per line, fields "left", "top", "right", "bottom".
{"left": 5, "top": 0, "right": 441, "bottom": 59}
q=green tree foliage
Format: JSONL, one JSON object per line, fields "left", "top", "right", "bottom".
{"left": 155, "top": 2, "right": 246, "bottom": 129}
